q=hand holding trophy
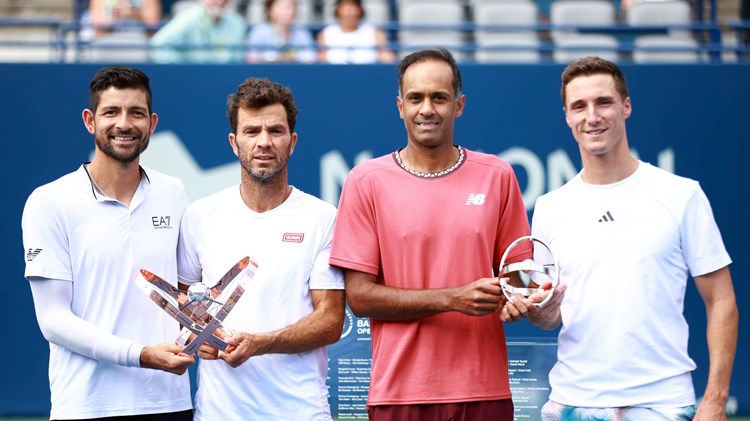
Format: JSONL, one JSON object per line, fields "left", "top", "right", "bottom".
{"left": 498, "top": 236, "right": 558, "bottom": 309}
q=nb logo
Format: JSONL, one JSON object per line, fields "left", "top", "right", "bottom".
{"left": 26, "top": 248, "right": 42, "bottom": 262}
{"left": 152, "top": 216, "right": 173, "bottom": 229}
{"left": 465, "top": 193, "right": 486, "bottom": 205}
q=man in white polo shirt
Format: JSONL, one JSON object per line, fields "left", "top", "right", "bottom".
{"left": 177, "top": 77, "right": 345, "bottom": 420}
{"left": 21, "top": 66, "right": 194, "bottom": 420}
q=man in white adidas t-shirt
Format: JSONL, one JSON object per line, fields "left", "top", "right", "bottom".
{"left": 177, "top": 77, "right": 345, "bottom": 420}
{"left": 502, "top": 57, "right": 738, "bottom": 421}
{"left": 21, "top": 66, "right": 194, "bottom": 420}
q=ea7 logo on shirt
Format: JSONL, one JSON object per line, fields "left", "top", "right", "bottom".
{"left": 26, "top": 248, "right": 42, "bottom": 262}
{"left": 152, "top": 216, "right": 173, "bottom": 229}
{"left": 465, "top": 193, "right": 486, "bottom": 205}
{"left": 282, "top": 233, "right": 304, "bottom": 243}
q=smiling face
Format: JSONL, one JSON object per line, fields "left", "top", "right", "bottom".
{"left": 229, "top": 104, "right": 297, "bottom": 184}
{"left": 564, "top": 73, "right": 631, "bottom": 160}
{"left": 83, "top": 86, "right": 157, "bottom": 164}
{"left": 397, "top": 59, "right": 465, "bottom": 150}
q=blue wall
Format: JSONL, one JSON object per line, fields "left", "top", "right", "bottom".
{"left": 2, "top": 63, "right": 748, "bottom": 416}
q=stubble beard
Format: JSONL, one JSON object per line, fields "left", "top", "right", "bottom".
{"left": 95, "top": 130, "right": 149, "bottom": 164}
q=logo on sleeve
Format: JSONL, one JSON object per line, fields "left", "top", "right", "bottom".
{"left": 26, "top": 248, "right": 42, "bottom": 262}
{"left": 282, "top": 233, "right": 304, "bottom": 243}
{"left": 152, "top": 216, "right": 173, "bottom": 229}
{"left": 465, "top": 193, "right": 486, "bottom": 205}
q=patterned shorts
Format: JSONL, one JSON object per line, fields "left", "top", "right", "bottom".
{"left": 541, "top": 400, "right": 696, "bottom": 421}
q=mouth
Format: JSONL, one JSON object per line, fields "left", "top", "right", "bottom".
{"left": 110, "top": 133, "right": 139, "bottom": 143}
{"left": 416, "top": 121, "right": 439, "bottom": 130}
{"left": 584, "top": 128, "right": 607, "bottom": 137}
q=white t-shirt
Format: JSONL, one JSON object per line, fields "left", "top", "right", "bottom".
{"left": 532, "top": 161, "right": 731, "bottom": 407}
{"left": 22, "top": 165, "right": 191, "bottom": 419}
{"left": 177, "top": 185, "right": 344, "bottom": 421}
{"left": 321, "top": 22, "right": 379, "bottom": 63}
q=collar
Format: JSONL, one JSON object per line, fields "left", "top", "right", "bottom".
{"left": 82, "top": 162, "right": 151, "bottom": 201}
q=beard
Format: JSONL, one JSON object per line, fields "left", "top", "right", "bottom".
{"left": 94, "top": 129, "right": 149, "bottom": 164}
{"left": 238, "top": 143, "right": 292, "bottom": 184}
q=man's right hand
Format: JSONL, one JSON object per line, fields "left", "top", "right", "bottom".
{"left": 140, "top": 343, "right": 195, "bottom": 375}
{"left": 451, "top": 277, "right": 505, "bottom": 316}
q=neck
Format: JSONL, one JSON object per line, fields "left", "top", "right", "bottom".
{"left": 400, "top": 142, "right": 459, "bottom": 174}
{"left": 87, "top": 155, "right": 142, "bottom": 205}
{"left": 239, "top": 173, "right": 292, "bottom": 213}
{"left": 581, "top": 154, "right": 639, "bottom": 185}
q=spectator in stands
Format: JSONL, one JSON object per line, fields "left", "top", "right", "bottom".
{"left": 81, "top": 0, "right": 162, "bottom": 39}
{"left": 150, "top": 0, "right": 247, "bottom": 63}
{"left": 246, "top": 0, "right": 316, "bottom": 63}
{"left": 317, "top": 0, "right": 395, "bottom": 64}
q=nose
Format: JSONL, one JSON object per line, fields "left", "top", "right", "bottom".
{"left": 419, "top": 98, "right": 435, "bottom": 116}
{"left": 585, "top": 104, "right": 601, "bottom": 124}
{"left": 256, "top": 129, "right": 273, "bottom": 147}
{"left": 116, "top": 112, "right": 134, "bottom": 130}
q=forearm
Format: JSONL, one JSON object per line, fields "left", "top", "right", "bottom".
{"left": 29, "top": 278, "right": 143, "bottom": 367}
{"left": 702, "top": 297, "right": 738, "bottom": 406}
{"left": 347, "top": 281, "right": 453, "bottom": 321}
{"left": 253, "top": 293, "right": 345, "bottom": 355}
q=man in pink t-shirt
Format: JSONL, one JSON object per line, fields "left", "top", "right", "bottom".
{"left": 330, "top": 48, "right": 532, "bottom": 421}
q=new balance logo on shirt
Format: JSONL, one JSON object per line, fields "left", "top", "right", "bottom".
{"left": 598, "top": 211, "right": 615, "bottom": 222}
{"left": 26, "top": 248, "right": 42, "bottom": 261}
{"left": 465, "top": 194, "right": 486, "bottom": 205}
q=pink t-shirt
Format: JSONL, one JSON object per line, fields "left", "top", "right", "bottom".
{"left": 330, "top": 148, "right": 531, "bottom": 406}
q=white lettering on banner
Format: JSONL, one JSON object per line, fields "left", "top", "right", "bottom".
{"left": 320, "top": 147, "right": 676, "bottom": 210}
{"left": 321, "top": 150, "right": 373, "bottom": 205}
{"left": 124, "top": 132, "right": 674, "bottom": 210}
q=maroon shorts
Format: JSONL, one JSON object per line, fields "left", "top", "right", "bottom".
{"left": 368, "top": 399, "right": 514, "bottom": 421}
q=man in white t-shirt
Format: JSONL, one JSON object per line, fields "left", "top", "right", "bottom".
{"left": 21, "top": 66, "right": 194, "bottom": 420}
{"left": 502, "top": 57, "right": 738, "bottom": 421}
{"left": 177, "top": 77, "right": 345, "bottom": 420}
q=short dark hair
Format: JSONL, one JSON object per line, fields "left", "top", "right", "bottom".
{"left": 227, "top": 77, "right": 298, "bottom": 133}
{"left": 561, "top": 56, "right": 628, "bottom": 109}
{"left": 397, "top": 48, "right": 462, "bottom": 97}
{"left": 89, "top": 66, "right": 153, "bottom": 114}
{"left": 334, "top": 0, "right": 365, "bottom": 19}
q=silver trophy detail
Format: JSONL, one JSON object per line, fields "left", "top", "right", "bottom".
{"left": 498, "top": 236, "right": 558, "bottom": 309}
{"left": 134, "top": 256, "right": 257, "bottom": 355}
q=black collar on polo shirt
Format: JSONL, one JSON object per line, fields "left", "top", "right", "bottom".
{"left": 82, "top": 162, "right": 151, "bottom": 200}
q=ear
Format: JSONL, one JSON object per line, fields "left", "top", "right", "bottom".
{"left": 455, "top": 95, "right": 466, "bottom": 118}
{"left": 149, "top": 113, "right": 159, "bottom": 135}
{"left": 623, "top": 96, "right": 632, "bottom": 120}
{"left": 228, "top": 133, "right": 239, "bottom": 157}
{"left": 396, "top": 96, "right": 404, "bottom": 119}
{"left": 564, "top": 107, "right": 572, "bottom": 128}
{"left": 82, "top": 109, "right": 95, "bottom": 135}
{"left": 289, "top": 132, "right": 298, "bottom": 156}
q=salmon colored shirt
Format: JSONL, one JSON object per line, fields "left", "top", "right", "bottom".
{"left": 330, "top": 148, "right": 531, "bottom": 406}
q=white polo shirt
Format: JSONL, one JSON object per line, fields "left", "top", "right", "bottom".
{"left": 22, "top": 164, "right": 192, "bottom": 419}
{"left": 178, "top": 185, "right": 344, "bottom": 421}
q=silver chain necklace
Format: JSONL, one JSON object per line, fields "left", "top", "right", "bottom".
{"left": 394, "top": 145, "right": 465, "bottom": 178}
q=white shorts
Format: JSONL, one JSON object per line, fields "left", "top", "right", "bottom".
{"left": 541, "top": 400, "right": 696, "bottom": 421}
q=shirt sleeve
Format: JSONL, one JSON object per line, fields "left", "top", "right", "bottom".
{"left": 177, "top": 204, "right": 202, "bottom": 285}
{"left": 22, "top": 189, "right": 73, "bottom": 281}
{"left": 681, "top": 184, "right": 732, "bottom": 277}
{"left": 29, "top": 277, "right": 144, "bottom": 367}
{"left": 329, "top": 172, "right": 381, "bottom": 276}
{"left": 310, "top": 211, "right": 345, "bottom": 290}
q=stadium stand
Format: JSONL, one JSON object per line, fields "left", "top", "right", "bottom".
{"left": 0, "top": 0, "right": 747, "bottom": 63}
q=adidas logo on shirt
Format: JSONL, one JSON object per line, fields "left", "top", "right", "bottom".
{"left": 598, "top": 211, "right": 615, "bottom": 222}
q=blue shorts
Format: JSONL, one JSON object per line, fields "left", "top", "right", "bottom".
{"left": 541, "top": 400, "right": 696, "bottom": 421}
